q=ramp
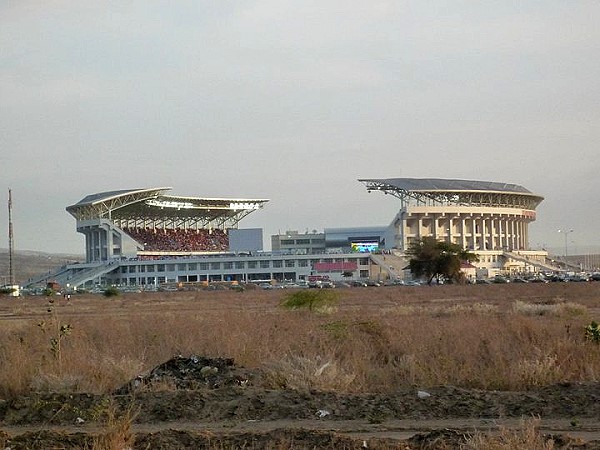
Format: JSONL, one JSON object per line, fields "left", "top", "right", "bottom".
{"left": 60, "top": 261, "right": 120, "bottom": 288}
{"left": 22, "top": 265, "right": 72, "bottom": 289}
{"left": 502, "top": 251, "right": 560, "bottom": 272}
{"left": 369, "top": 253, "right": 408, "bottom": 280}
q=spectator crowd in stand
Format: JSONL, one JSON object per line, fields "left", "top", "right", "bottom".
{"left": 124, "top": 227, "right": 229, "bottom": 252}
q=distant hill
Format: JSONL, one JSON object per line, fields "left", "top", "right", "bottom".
{"left": 0, "top": 249, "right": 84, "bottom": 285}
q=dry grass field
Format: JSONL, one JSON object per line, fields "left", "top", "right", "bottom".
{"left": 1, "top": 282, "right": 600, "bottom": 449}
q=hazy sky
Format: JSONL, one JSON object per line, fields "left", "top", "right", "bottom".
{"left": 1, "top": 1, "right": 599, "bottom": 255}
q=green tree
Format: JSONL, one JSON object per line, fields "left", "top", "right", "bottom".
{"left": 406, "top": 236, "right": 478, "bottom": 285}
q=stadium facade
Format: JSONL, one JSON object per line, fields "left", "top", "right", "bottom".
{"left": 34, "top": 188, "right": 375, "bottom": 290}
{"left": 359, "top": 178, "right": 554, "bottom": 277}
{"left": 24, "top": 178, "right": 558, "bottom": 290}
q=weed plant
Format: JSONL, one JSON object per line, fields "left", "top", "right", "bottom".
{"left": 0, "top": 284, "right": 599, "bottom": 398}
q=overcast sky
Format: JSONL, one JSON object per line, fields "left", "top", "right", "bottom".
{"left": 1, "top": 1, "right": 599, "bottom": 256}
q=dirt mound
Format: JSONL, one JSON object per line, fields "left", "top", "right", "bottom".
{"left": 3, "top": 356, "right": 600, "bottom": 448}
{"left": 116, "top": 355, "right": 259, "bottom": 394}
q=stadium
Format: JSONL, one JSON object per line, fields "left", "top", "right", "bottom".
{"left": 360, "top": 177, "right": 556, "bottom": 277}
{"left": 24, "top": 178, "right": 560, "bottom": 291}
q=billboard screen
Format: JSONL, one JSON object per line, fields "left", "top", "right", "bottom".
{"left": 351, "top": 241, "right": 379, "bottom": 253}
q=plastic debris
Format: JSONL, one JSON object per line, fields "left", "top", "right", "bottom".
{"left": 316, "top": 409, "right": 331, "bottom": 418}
{"left": 75, "top": 417, "right": 85, "bottom": 425}
{"left": 417, "top": 390, "right": 431, "bottom": 399}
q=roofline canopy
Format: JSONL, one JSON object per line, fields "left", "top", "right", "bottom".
{"left": 359, "top": 177, "right": 544, "bottom": 209}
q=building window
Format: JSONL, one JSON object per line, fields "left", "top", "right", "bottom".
{"left": 260, "top": 260, "right": 270, "bottom": 269}
{"left": 210, "top": 262, "right": 221, "bottom": 270}
{"left": 178, "top": 264, "right": 187, "bottom": 271}
{"left": 273, "top": 260, "right": 283, "bottom": 268}
{"left": 157, "top": 264, "right": 165, "bottom": 272}
{"left": 299, "top": 260, "right": 308, "bottom": 267}
{"left": 139, "top": 265, "right": 145, "bottom": 273}
{"left": 285, "top": 260, "right": 295, "bottom": 268}
{"left": 281, "top": 239, "right": 295, "bottom": 245}
{"left": 167, "top": 265, "right": 175, "bottom": 272}
{"left": 235, "top": 261, "right": 245, "bottom": 269}
{"left": 199, "top": 263, "right": 208, "bottom": 271}
{"left": 223, "top": 262, "right": 233, "bottom": 270}
{"left": 248, "top": 261, "right": 257, "bottom": 269}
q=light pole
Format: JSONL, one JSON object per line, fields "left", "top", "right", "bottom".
{"left": 558, "top": 228, "right": 574, "bottom": 265}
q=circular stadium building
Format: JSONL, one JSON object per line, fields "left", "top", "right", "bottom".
{"left": 359, "top": 178, "right": 554, "bottom": 277}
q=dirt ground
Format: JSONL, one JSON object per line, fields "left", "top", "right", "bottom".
{"left": 2, "top": 355, "right": 600, "bottom": 449}
{"left": 2, "top": 284, "right": 600, "bottom": 449}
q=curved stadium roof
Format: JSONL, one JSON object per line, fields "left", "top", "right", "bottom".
{"left": 66, "top": 187, "right": 269, "bottom": 227}
{"left": 359, "top": 178, "right": 544, "bottom": 208}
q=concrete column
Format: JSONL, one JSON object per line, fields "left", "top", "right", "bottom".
{"left": 461, "top": 216, "right": 467, "bottom": 249}
{"left": 480, "top": 217, "right": 486, "bottom": 250}
{"left": 494, "top": 217, "right": 502, "bottom": 250}
{"left": 519, "top": 219, "right": 525, "bottom": 250}
{"left": 106, "top": 226, "right": 114, "bottom": 260}
{"left": 86, "top": 230, "right": 92, "bottom": 263}
{"left": 492, "top": 217, "right": 498, "bottom": 250}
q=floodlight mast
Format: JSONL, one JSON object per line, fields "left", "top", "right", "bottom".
{"left": 8, "top": 189, "right": 14, "bottom": 286}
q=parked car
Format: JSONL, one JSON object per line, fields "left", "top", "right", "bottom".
{"left": 492, "top": 276, "right": 510, "bottom": 284}
{"left": 511, "top": 278, "right": 529, "bottom": 283}
{"left": 527, "top": 278, "right": 549, "bottom": 283}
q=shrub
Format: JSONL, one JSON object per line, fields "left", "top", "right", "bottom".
{"left": 464, "top": 417, "right": 555, "bottom": 449}
{"left": 103, "top": 286, "right": 120, "bottom": 297}
{"left": 280, "top": 289, "right": 338, "bottom": 313}
{"left": 585, "top": 321, "right": 600, "bottom": 343}
{"left": 513, "top": 300, "right": 587, "bottom": 317}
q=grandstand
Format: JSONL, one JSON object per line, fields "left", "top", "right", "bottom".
{"left": 24, "top": 187, "right": 372, "bottom": 290}
{"left": 66, "top": 188, "right": 268, "bottom": 262}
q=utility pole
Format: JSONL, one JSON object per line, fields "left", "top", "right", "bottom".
{"left": 8, "top": 189, "right": 14, "bottom": 286}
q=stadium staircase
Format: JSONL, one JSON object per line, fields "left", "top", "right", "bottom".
{"left": 22, "top": 265, "right": 72, "bottom": 289}
{"left": 502, "top": 251, "right": 561, "bottom": 272}
{"left": 56, "top": 261, "right": 120, "bottom": 289}
{"left": 369, "top": 252, "right": 408, "bottom": 281}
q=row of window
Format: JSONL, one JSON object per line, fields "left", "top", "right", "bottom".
{"left": 279, "top": 238, "right": 325, "bottom": 245}
{"left": 119, "top": 258, "right": 367, "bottom": 273}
